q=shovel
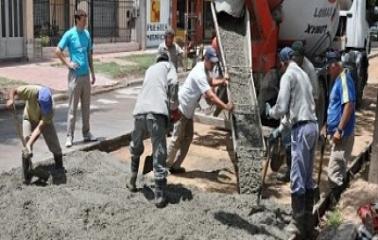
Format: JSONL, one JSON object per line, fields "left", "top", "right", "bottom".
{"left": 257, "top": 140, "right": 271, "bottom": 206}
{"left": 314, "top": 135, "right": 327, "bottom": 202}
{"left": 11, "top": 104, "right": 33, "bottom": 184}
{"left": 11, "top": 104, "right": 49, "bottom": 184}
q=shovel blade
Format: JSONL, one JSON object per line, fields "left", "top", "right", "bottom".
{"left": 22, "top": 155, "right": 33, "bottom": 185}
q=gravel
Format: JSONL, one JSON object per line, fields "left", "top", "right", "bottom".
{"left": 0, "top": 150, "right": 291, "bottom": 240}
{"left": 216, "top": 12, "right": 265, "bottom": 194}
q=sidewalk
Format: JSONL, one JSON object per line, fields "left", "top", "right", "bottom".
{"left": 0, "top": 49, "right": 158, "bottom": 91}
{"left": 0, "top": 49, "right": 191, "bottom": 109}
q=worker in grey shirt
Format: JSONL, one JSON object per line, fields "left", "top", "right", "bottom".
{"left": 272, "top": 41, "right": 320, "bottom": 183}
{"left": 127, "top": 52, "right": 179, "bottom": 208}
{"left": 158, "top": 28, "right": 184, "bottom": 70}
{"left": 266, "top": 47, "right": 318, "bottom": 240}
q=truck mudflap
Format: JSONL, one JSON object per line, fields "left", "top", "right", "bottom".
{"left": 211, "top": 3, "right": 266, "bottom": 194}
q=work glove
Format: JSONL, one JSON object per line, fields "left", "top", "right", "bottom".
{"left": 265, "top": 103, "right": 272, "bottom": 119}
{"left": 268, "top": 127, "right": 281, "bottom": 144}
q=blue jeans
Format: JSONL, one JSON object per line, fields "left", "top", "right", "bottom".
{"left": 290, "top": 121, "right": 319, "bottom": 195}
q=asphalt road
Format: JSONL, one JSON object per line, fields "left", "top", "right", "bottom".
{"left": 0, "top": 85, "right": 142, "bottom": 172}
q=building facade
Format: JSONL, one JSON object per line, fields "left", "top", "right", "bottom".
{"left": 0, "top": 0, "right": 137, "bottom": 60}
{"left": 0, "top": 0, "right": 215, "bottom": 60}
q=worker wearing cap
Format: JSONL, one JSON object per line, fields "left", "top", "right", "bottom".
{"left": 166, "top": 47, "right": 233, "bottom": 174}
{"left": 322, "top": 51, "right": 356, "bottom": 208}
{"left": 291, "top": 41, "right": 319, "bottom": 106}
{"left": 56, "top": 9, "right": 97, "bottom": 148}
{"left": 272, "top": 41, "right": 320, "bottom": 183}
{"left": 266, "top": 47, "right": 318, "bottom": 239}
{"left": 158, "top": 28, "right": 184, "bottom": 70}
{"left": 6, "top": 85, "right": 63, "bottom": 169}
{"left": 127, "top": 52, "right": 179, "bottom": 208}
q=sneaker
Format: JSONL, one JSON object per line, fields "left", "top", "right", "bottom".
{"left": 65, "top": 137, "right": 73, "bottom": 148}
{"left": 169, "top": 167, "right": 186, "bottom": 174}
{"left": 83, "top": 132, "right": 97, "bottom": 142}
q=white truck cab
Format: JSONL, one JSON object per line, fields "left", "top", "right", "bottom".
{"left": 339, "top": 0, "right": 370, "bottom": 51}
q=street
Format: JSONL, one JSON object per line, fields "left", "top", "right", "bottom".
{"left": 0, "top": 85, "right": 142, "bottom": 172}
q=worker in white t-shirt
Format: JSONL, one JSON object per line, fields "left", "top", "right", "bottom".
{"left": 166, "top": 47, "right": 233, "bottom": 174}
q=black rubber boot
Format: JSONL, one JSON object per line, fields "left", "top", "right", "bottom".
{"left": 304, "top": 189, "right": 316, "bottom": 240}
{"left": 54, "top": 154, "right": 64, "bottom": 169}
{"left": 286, "top": 193, "right": 306, "bottom": 240}
{"left": 154, "top": 178, "right": 167, "bottom": 208}
{"left": 126, "top": 157, "right": 140, "bottom": 192}
{"left": 277, "top": 149, "right": 291, "bottom": 183}
{"left": 126, "top": 172, "right": 138, "bottom": 192}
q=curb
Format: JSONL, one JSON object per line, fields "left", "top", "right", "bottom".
{"left": 5, "top": 132, "right": 134, "bottom": 174}
{"left": 313, "top": 143, "right": 372, "bottom": 225}
{"left": 368, "top": 52, "right": 378, "bottom": 59}
{"left": 0, "top": 72, "right": 189, "bottom": 111}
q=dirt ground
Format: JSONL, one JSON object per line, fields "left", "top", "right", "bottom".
{"left": 112, "top": 123, "right": 238, "bottom": 194}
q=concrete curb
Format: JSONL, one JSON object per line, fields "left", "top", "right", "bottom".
{"left": 0, "top": 72, "right": 189, "bottom": 111}
{"left": 313, "top": 143, "right": 372, "bottom": 225}
{"left": 368, "top": 52, "right": 378, "bottom": 59}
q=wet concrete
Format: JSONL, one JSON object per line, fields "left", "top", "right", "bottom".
{"left": 0, "top": 151, "right": 291, "bottom": 240}
{"left": 216, "top": 12, "right": 265, "bottom": 194}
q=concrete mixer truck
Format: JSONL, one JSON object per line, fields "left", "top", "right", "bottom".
{"left": 209, "top": 0, "right": 371, "bottom": 194}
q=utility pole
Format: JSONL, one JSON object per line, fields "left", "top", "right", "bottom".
{"left": 369, "top": 92, "right": 378, "bottom": 184}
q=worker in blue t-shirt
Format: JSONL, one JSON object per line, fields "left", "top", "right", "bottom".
{"left": 56, "top": 9, "right": 97, "bottom": 148}
{"left": 322, "top": 51, "right": 356, "bottom": 208}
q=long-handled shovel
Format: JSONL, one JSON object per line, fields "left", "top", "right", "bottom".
{"left": 10, "top": 104, "right": 33, "bottom": 184}
{"left": 257, "top": 140, "right": 271, "bottom": 206}
{"left": 317, "top": 136, "right": 327, "bottom": 187}
{"left": 314, "top": 136, "right": 327, "bottom": 201}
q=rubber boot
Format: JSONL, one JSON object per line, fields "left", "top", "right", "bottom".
{"left": 154, "top": 178, "right": 167, "bottom": 208}
{"left": 304, "top": 189, "right": 316, "bottom": 240}
{"left": 286, "top": 193, "right": 306, "bottom": 240}
{"left": 126, "top": 157, "right": 140, "bottom": 192}
{"left": 126, "top": 172, "right": 138, "bottom": 192}
{"left": 277, "top": 149, "right": 291, "bottom": 183}
{"left": 54, "top": 154, "right": 64, "bottom": 169}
